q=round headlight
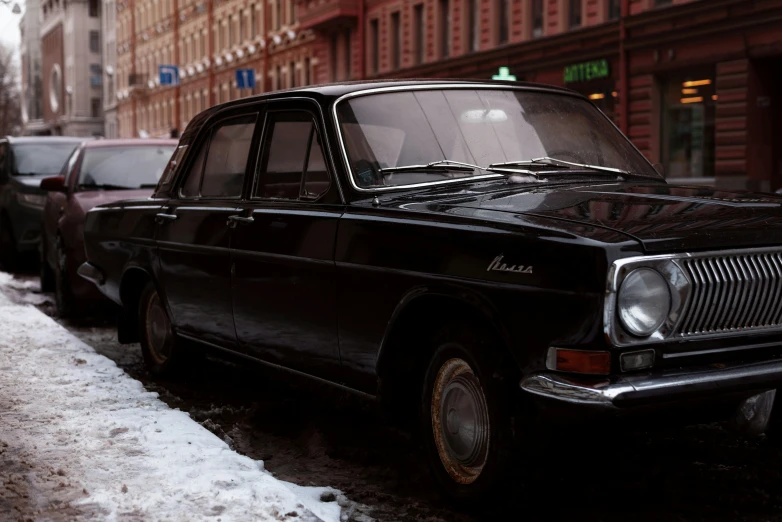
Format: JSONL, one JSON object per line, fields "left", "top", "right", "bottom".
{"left": 618, "top": 268, "right": 671, "bottom": 337}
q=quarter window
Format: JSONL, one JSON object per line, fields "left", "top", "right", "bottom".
{"left": 256, "top": 111, "right": 329, "bottom": 201}
{"left": 180, "top": 114, "right": 257, "bottom": 198}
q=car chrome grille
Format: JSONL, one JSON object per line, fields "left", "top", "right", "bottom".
{"left": 678, "top": 253, "right": 782, "bottom": 336}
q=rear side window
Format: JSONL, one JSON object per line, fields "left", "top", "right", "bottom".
{"left": 179, "top": 113, "right": 257, "bottom": 199}
{"left": 255, "top": 111, "right": 330, "bottom": 201}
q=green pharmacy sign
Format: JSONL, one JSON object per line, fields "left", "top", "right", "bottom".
{"left": 492, "top": 67, "right": 517, "bottom": 81}
{"left": 564, "top": 59, "right": 610, "bottom": 84}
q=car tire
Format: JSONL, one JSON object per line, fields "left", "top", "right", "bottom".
{"left": 138, "top": 282, "right": 183, "bottom": 375}
{"left": 39, "top": 239, "right": 55, "bottom": 292}
{"left": 54, "top": 236, "right": 76, "bottom": 317}
{"left": 0, "top": 213, "right": 19, "bottom": 272}
{"left": 420, "top": 323, "right": 514, "bottom": 504}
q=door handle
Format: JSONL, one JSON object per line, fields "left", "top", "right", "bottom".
{"left": 155, "top": 212, "right": 178, "bottom": 224}
{"left": 227, "top": 214, "right": 254, "bottom": 226}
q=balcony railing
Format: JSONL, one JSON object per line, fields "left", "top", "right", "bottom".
{"left": 296, "top": 0, "right": 358, "bottom": 31}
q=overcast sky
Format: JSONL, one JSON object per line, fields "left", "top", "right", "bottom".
{"left": 0, "top": 0, "right": 24, "bottom": 64}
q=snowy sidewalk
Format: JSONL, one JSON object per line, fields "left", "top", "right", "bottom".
{"left": 0, "top": 273, "right": 349, "bottom": 521}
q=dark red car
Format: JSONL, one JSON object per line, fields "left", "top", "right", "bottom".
{"left": 40, "top": 139, "right": 177, "bottom": 317}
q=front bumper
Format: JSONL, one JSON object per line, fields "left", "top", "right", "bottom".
{"left": 521, "top": 358, "right": 782, "bottom": 410}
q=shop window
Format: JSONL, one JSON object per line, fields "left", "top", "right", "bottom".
{"left": 569, "top": 0, "right": 581, "bottom": 28}
{"left": 608, "top": 0, "right": 620, "bottom": 19}
{"left": 370, "top": 19, "right": 379, "bottom": 74}
{"left": 344, "top": 29, "right": 352, "bottom": 79}
{"left": 660, "top": 72, "right": 717, "bottom": 180}
{"left": 531, "top": 0, "right": 543, "bottom": 38}
{"left": 468, "top": 0, "right": 479, "bottom": 52}
{"left": 391, "top": 12, "right": 401, "bottom": 69}
{"left": 414, "top": 4, "right": 425, "bottom": 64}
{"left": 497, "top": 0, "right": 508, "bottom": 44}
{"left": 440, "top": 0, "right": 451, "bottom": 57}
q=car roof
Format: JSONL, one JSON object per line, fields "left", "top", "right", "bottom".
{"left": 5, "top": 136, "right": 89, "bottom": 144}
{"left": 81, "top": 138, "right": 179, "bottom": 149}
{"left": 184, "top": 78, "right": 584, "bottom": 140}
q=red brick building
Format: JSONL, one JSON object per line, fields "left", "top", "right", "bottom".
{"left": 119, "top": 0, "right": 782, "bottom": 191}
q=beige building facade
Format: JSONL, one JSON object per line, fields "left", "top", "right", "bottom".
{"left": 41, "top": 0, "right": 105, "bottom": 136}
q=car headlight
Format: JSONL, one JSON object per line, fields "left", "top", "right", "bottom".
{"left": 617, "top": 268, "right": 671, "bottom": 337}
{"left": 16, "top": 192, "right": 47, "bottom": 208}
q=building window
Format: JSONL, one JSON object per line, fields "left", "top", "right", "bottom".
{"left": 89, "top": 0, "right": 98, "bottom": 17}
{"left": 240, "top": 10, "right": 245, "bottom": 42}
{"left": 370, "top": 19, "right": 379, "bottom": 74}
{"left": 608, "top": 0, "right": 620, "bottom": 19}
{"left": 414, "top": 4, "right": 425, "bottom": 65}
{"left": 497, "top": 0, "right": 508, "bottom": 44}
{"left": 290, "top": 61, "right": 296, "bottom": 88}
{"left": 89, "top": 31, "right": 100, "bottom": 53}
{"left": 91, "top": 98, "right": 101, "bottom": 118}
{"left": 569, "top": 0, "right": 581, "bottom": 28}
{"left": 531, "top": 0, "right": 543, "bottom": 37}
{"left": 391, "top": 11, "right": 401, "bottom": 69}
{"left": 330, "top": 34, "right": 338, "bottom": 81}
{"left": 304, "top": 57, "right": 310, "bottom": 85}
{"left": 660, "top": 72, "right": 717, "bottom": 179}
{"left": 90, "top": 64, "right": 102, "bottom": 86}
{"left": 276, "top": 0, "right": 282, "bottom": 30}
{"left": 468, "top": 0, "right": 479, "bottom": 52}
{"left": 654, "top": 0, "right": 672, "bottom": 5}
{"left": 440, "top": 0, "right": 450, "bottom": 58}
{"left": 344, "top": 29, "right": 352, "bottom": 79}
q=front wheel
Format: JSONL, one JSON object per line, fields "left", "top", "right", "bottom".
{"left": 40, "top": 238, "right": 55, "bottom": 292}
{"left": 420, "top": 326, "right": 514, "bottom": 503}
{"left": 138, "top": 282, "right": 182, "bottom": 375}
{"left": 54, "top": 237, "right": 75, "bottom": 317}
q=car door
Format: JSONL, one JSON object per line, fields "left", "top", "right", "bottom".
{"left": 230, "top": 101, "right": 343, "bottom": 381}
{"left": 156, "top": 110, "right": 259, "bottom": 348}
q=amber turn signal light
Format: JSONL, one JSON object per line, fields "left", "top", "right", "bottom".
{"left": 546, "top": 348, "right": 611, "bottom": 375}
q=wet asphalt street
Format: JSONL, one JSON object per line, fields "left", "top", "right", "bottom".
{"left": 8, "top": 273, "right": 782, "bottom": 522}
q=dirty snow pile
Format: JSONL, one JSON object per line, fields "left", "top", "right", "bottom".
{"left": 0, "top": 272, "right": 347, "bottom": 521}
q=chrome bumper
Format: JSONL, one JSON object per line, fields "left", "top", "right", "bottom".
{"left": 77, "top": 262, "right": 105, "bottom": 286}
{"left": 521, "top": 359, "right": 782, "bottom": 409}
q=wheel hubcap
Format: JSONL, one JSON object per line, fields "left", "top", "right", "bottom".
{"left": 431, "top": 357, "right": 490, "bottom": 485}
{"left": 146, "top": 292, "right": 172, "bottom": 364}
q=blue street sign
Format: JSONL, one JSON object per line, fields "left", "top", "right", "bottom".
{"left": 159, "top": 65, "right": 180, "bottom": 86}
{"left": 236, "top": 68, "right": 256, "bottom": 90}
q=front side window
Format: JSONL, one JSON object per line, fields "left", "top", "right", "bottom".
{"left": 179, "top": 114, "right": 257, "bottom": 198}
{"left": 255, "top": 111, "right": 329, "bottom": 201}
{"left": 62, "top": 147, "right": 82, "bottom": 186}
{"left": 76, "top": 145, "right": 176, "bottom": 190}
{"left": 336, "top": 89, "right": 659, "bottom": 189}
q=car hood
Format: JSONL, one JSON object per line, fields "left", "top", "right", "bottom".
{"left": 73, "top": 189, "right": 153, "bottom": 214}
{"left": 382, "top": 181, "right": 782, "bottom": 253}
{"left": 15, "top": 175, "right": 49, "bottom": 189}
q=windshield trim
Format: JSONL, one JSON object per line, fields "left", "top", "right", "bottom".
{"left": 332, "top": 83, "right": 662, "bottom": 194}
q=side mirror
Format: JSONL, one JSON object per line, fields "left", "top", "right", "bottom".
{"left": 40, "top": 175, "right": 66, "bottom": 192}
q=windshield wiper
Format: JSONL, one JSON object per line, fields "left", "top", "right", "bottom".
{"left": 489, "top": 157, "right": 631, "bottom": 179}
{"left": 379, "top": 160, "right": 483, "bottom": 175}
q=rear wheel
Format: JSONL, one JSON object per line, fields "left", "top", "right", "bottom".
{"left": 0, "top": 213, "right": 19, "bottom": 272}
{"left": 39, "top": 238, "right": 55, "bottom": 292}
{"left": 138, "top": 282, "right": 183, "bottom": 375}
{"left": 54, "top": 236, "right": 75, "bottom": 317}
{"left": 420, "top": 324, "right": 515, "bottom": 503}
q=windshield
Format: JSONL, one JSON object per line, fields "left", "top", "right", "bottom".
{"left": 12, "top": 143, "right": 81, "bottom": 176}
{"left": 77, "top": 145, "right": 176, "bottom": 189}
{"left": 336, "top": 89, "right": 659, "bottom": 189}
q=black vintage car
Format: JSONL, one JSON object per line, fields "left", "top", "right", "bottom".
{"left": 80, "top": 80, "right": 782, "bottom": 501}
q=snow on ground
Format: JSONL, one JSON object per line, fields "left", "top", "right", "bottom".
{"left": 0, "top": 272, "right": 352, "bottom": 521}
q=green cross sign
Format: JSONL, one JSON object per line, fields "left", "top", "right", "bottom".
{"left": 492, "top": 67, "right": 516, "bottom": 81}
